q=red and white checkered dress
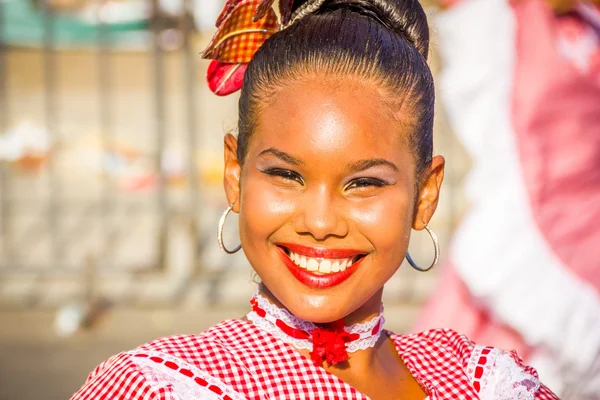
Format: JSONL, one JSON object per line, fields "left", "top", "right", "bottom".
{"left": 71, "top": 319, "right": 558, "bottom": 399}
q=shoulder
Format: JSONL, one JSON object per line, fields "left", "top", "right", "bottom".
{"left": 71, "top": 320, "right": 258, "bottom": 400}
{"left": 70, "top": 351, "right": 169, "bottom": 400}
{"left": 390, "top": 328, "right": 559, "bottom": 400}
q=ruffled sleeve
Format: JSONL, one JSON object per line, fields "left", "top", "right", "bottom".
{"left": 393, "top": 329, "right": 559, "bottom": 400}
{"left": 465, "top": 345, "right": 559, "bottom": 400}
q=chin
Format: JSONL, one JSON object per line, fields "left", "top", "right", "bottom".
{"left": 289, "top": 306, "right": 347, "bottom": 324}
{"left": 281, "top": 289, "right": 359, "bottom": 324}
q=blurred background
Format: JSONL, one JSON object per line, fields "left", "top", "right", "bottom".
{"left": 0, "top": 0, "right": 598, "bottom": 399}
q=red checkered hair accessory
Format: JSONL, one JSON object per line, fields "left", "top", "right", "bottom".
{"left": 202, "top": 0, "right": 322, "bottom": 96}
{"left": 202, "top": 0, "right": 279, "bottom": 96}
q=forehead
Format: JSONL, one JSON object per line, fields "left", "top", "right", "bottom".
{"left": 250, "top": 77, "right": 412, "bottom": 163}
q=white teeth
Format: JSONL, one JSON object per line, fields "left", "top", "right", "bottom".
{"left": 318, "top": 260, "right": 331, "bottom": 273}
{"left": 287, "top": 250, "right": 359, "bottom": 274}
{"left": 331, "top": 261, "right": 340, "bottom": 273}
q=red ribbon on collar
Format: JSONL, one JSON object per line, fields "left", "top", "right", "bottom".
{"left": 310, "top": 319, "right": 358, "bottom": 366}
{"left": 251, "top": 298, "right": 360, "bottom": 366}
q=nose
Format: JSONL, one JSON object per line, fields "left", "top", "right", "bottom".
{"left": 294, "top": 184, "right": 349, "bottom": 240}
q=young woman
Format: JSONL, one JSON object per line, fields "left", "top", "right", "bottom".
{"left": 71, "top": 0, "right": 560, "bottom": 399}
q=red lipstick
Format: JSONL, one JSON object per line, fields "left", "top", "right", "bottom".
{"left": 276, "top": 245, "right": 366, "bottom": 289}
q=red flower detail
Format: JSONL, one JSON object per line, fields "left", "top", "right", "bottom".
{"left": 310, "top": 319, "right": 354, "bottom": 366}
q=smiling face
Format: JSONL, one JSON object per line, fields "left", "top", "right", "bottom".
{"left": 224, "top": 76, "right": 444, "bottom": 323}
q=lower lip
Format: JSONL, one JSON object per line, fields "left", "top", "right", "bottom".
{"left": 276, "top": 246, "right": 364, "bottom": 289}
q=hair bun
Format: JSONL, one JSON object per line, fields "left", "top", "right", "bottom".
{"left": 288, "top": 0, "right": 429, "bottom": 59}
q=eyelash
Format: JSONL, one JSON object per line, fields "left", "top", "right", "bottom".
{"left": 345, "top": 177, "right": 388, "bottom": 189}
{"left": 263, "top": 168, "right": 304, "bottom": 184}
{"left": 263, "top": 169, "right": 388, "bottom": 189}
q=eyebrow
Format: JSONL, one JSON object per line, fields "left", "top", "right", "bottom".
{"left": 258, "top": 148, "right": 398, "bottom": 172}
{"left": 346, "top": 158, "right": 399, "bottom": 173}
{"left": 258, "top": 148, "right": 303, "bottom": 165}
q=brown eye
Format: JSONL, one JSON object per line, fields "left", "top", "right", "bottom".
{"left": 346, "top": 178, "right": 388, "bottom": 190}
{"left": 263, "top": 168, "right": 304, "bottom": 184}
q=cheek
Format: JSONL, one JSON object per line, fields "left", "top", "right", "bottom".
{"left": 348, "top": 189, "right": 413, "bottom": 255}
{"left": 238, "top": 172, "right": 296, "bottom": 246}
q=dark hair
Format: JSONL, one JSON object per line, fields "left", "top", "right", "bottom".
{"left": 237, "top": 0, "right": 434, "bottom": 176}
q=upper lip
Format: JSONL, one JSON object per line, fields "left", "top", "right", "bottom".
{"left": 277, "top": 242, "right": 367, "bottom": 259}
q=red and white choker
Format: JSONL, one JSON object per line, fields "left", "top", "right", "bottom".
{"left": 246, "top": 292, "right": 385, "bottom": 366}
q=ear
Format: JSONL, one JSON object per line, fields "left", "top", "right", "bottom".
{"left": 224, "top": 133, "right": 242, "bottom": 212}
{"left": 413, "top": 155, "right": 445, "bottom": 230}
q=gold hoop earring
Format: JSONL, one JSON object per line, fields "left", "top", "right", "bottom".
{"left": 406, "top": 222, "right": 439, "bottom": 272}
{"left": 217, "top": 203, "right": 242, "bottom": 254}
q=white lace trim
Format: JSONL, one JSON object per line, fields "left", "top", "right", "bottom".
{"left": 467, "top": 346, "right": 540, "bottom": 400}
{"left": 247, "top": 310, "right": 314, "bottom": 351}
{"left": 253, "top": 292, "right": 316, "bottom": 334}
{"left": 129, "top": 350, "right": 245, "bottom": 400}
{"left": 247, "top": 291, "right": 384, "bottom": 353}
{"left": 345, "top": 325, "right": 384, "bottom": 353}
